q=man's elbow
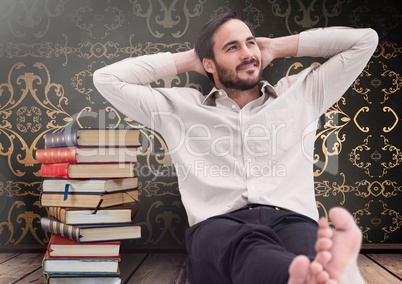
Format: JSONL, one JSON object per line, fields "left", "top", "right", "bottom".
{"left": 363, "top": 28, "right": 379, "bottom": 53}
{"left": 92, "top": 68, "right": 104, "bottom": 88}
{"left": 93, "top": 68, "right": 118, "bottom": 91}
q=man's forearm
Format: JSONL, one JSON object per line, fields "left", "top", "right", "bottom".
{"left": 270, "top": 34, "right": 299, "bottom": 59}
{"left": 296, "top": 27, "right": 378, "bottom": 58}
{"left": 257, "top": 34, "right": 299, "bottom": 67}
{"left": 172, "top": 49, "right": 206, "bottom": 75}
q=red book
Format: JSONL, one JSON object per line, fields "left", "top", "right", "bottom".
{"left": 36, "top": 147, "right": 138, "bottom": 164}
{"left": 40, "top": 163, "right": 136, "bottom": 179}
{"left": 47, "top": 234, "right": 120, "bottom": 258}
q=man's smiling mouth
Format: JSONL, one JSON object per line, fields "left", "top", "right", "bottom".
{"left": 237, "top": 59, "right": 259, "bottom": 71}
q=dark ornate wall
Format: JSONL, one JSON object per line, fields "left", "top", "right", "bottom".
{"left": 0, "top": 0, "right": 401, "bottom": 251}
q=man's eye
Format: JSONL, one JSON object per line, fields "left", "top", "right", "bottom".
{"left": 227, "top": 46, "right": 237, "bottom": 51}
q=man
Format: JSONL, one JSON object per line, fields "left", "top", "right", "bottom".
{"left": 94, "top": 10, "right": 378, "bottom": 284}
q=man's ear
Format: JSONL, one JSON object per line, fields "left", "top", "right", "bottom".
{"left": 203, "top": 58, "right": 215, "bottom": 74}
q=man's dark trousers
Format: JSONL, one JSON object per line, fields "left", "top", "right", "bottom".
{"left": 186, "top": 205, "right": 318, "bottom": 284}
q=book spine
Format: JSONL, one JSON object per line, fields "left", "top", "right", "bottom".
{"left": 41, "top": 217, "right": 81, "bottom": 242}
{"left": 40, "top": 163, "right": 70, "bottom": 178}
{"left": 44, "top": 130, "right": 78, "bottom": 148}
{"left": 36, "top": 148, "right": 77, "bottom": 164}
{"left": 48, "top": 207, "right": 67, "bottom": 223}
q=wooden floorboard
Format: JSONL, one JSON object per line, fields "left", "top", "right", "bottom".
{"left": 126, "top": 253, "right": 187, "bottom": 284}
{"left": 0, "top": 253, "right": 19, "bottom": 264}
{"left": 119, "top": 253, "right": 148, "bottom": 284}
{"left": 358, "top": 254, "right": 402, "bottom": 284}
{"left": 14, "top": 267, "right": 43, "bottom": 284}
{"left": 366, "top": 254, "right": 402, "bottom": 279}
{"left": 0, "top": 253, "right": 43, "bottom": 284}
{"left": 0, "top": 253, "right": 401, "bottom": 283}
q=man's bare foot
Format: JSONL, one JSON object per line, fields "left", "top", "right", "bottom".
{"left": 288, "top": 207, "right": 363, "bottom": 284}
{"left": 288, "top": 255, "right": 312, "bottom": 284}
{"left": 315, "top": 207, "right": 364, "bottom": 284}
{"left": 288, "top": 255, "right": 331, "bottom": 284}
{"left": 288, "top": 229, "right": 331, "bottom": 284}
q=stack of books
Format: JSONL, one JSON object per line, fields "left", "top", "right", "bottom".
{"left": 37, "top": 128, "right": 142, "bottom": 284}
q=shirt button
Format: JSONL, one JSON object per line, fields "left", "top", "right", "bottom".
{"left": 231, "top": 104, "right": 237, "bottom": 110}
{"left": 218, "top": 91, "right": 223, "bottom": 96}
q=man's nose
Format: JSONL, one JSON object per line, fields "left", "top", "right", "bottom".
{"left": 240, "top": 45, "right": 253, "bottom": 60}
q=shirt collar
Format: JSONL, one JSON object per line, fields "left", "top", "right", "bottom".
{"left": 202, "top": 87, "right": 219, "bottom": 106}
{"left": 201, "top": 81, "right": 278, "bottom": 106}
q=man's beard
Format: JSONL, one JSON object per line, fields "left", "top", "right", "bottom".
{"left": 215, "top": 58, "right": 262, "bottom": 91}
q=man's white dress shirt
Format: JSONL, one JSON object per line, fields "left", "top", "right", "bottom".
{"left": 94, "top": 27, "right": 378, "bottom": 226}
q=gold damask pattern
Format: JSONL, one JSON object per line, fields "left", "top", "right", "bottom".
{"left": 312, "top": 6, "right": 402, "bottom": 243}
{"left": 0, "top": 0, "right": 401, "bottom": 248}
{"left": 131, "top": 0, "right": 206, "bottom": 38}
{"left": 268, "top": 0, "right": 345, "bottom": 33}
{"left": 0, "top": 181, "right": 42, "bottom": 244}
{"left": 73, "top": 1, "right": 126, "bottom": 39}
{"left": 0, "top": 62, "right": 71, "bottom": 177}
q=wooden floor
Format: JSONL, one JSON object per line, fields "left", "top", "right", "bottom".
{"left": 0, "top": 253, "right": 401, "bottom": 283}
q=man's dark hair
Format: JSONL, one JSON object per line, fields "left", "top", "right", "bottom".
{"left": 194, "top": 10, "right": 255, "bottom": 83}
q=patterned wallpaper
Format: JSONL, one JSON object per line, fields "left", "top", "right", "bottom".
{"left": 0, "top": 0, "right": 401, "bottom": 250}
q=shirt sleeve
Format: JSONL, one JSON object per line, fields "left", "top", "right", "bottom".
{"left": 93, "top": 52, "right": 178, "bottom": 128}
{"left": 295, "top": 27, "right": 378, "bottom": 115}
